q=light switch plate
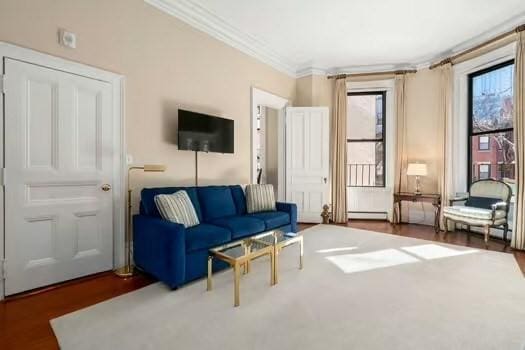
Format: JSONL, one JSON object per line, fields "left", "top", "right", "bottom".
{"left": 126, "top": 154, "right": 133, "bottom": 165}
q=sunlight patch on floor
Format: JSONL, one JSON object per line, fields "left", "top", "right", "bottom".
{"left": 325, "top": 249, "right": 419, "bottom": 274}
{"left": 316, "top": 247, "right": 358, "bottom": 254}
{"left": 400, "top": 244, "right": 478, "bottom": 260}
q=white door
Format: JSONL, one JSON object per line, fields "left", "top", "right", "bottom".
{"left": 4, "top": 58, "right": 114, "bottom": 295}
{"left": 286, "top": 107, "right": 329, "bottom": 223}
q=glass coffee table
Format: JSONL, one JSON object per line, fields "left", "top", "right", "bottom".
{"left": 251, "top": 230, "right": 303, "bottom": 284}
{"left": 207, "top": 230, "right": 303, "bottom": 307}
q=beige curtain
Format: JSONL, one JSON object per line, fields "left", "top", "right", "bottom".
{"left": 394, "top": 75, "right": 407, "bottom": 190}
{"left": 438, "top": 62, "right": 454, "bottom": 230}
{"left": 331, "top": 78, "right": 348, "bottom": 223}
{"left": 512, "top": 31, "right": 525, "bottom": 250}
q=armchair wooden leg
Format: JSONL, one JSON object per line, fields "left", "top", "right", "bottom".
{"left": 503, "top": 224, "right": 509, "bottom": 248}
{"left": 483, "top": 225, "right": 490, "bottom": 249}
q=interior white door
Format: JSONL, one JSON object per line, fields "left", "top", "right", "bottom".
{"left": 286, "top": 107, "right": 329, "bottom": 223}
{"left": 4, "top": 58, "right": 114, "bottom": 295}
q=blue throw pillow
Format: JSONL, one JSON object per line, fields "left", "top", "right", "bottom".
{"left": 465, "top": 196, "right": 500, "bottom": 210}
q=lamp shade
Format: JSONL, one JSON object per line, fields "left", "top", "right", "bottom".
{"left": 406, "top": 163, "right": 427, "bottom": 176}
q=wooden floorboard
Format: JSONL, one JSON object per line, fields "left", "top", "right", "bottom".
{"left": 1, "top": 221, "right": 524, "bottom": 349}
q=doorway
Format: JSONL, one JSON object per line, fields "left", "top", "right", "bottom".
{"left": 251, "top": 87, "right": 288, "bottom": 201}
{"left": 256, "top": 106, "right": 280, "bottom": 195}
{"left": 0, "top": 43, "right": 124, "bottom": 298}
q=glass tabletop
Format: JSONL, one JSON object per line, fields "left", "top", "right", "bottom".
{"left": 252, "top": 230, "right": 298, "bottom": 246}
{"left": 209, "top": 230, "right": 299, "bottom": 260}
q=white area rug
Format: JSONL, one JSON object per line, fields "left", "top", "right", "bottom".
{"left": 51, "top": 225, "right": 525, "bottom": 350}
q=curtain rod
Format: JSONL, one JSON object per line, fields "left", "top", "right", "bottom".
{"left": 430, "top": 24, "right": 525, "bottom": 70}
{"left": 327, "top": 69, "right": 417, "bottom": 80}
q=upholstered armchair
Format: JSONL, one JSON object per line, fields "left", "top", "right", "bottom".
{"left": 443, "top": 179, "right": 512, "bottom": 248}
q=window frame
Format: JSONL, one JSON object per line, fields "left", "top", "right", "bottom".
{"left": 478, "top": 163, "right": 491, "bottom": 180}
{"left": 347, "top": 90, "right": 387, "bottom": 188}
{"left": 467, "top": 59, "right": 514, "bottom": 187}
{"left": 478, "top": 135, "right": 490, "bottom": 151}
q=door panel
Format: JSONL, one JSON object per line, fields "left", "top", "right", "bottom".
{"left": 4, "top": 58, "right": 114, "bottom": 295}
{"left": 286, "top": 107, "right": 329, "bottom": 223}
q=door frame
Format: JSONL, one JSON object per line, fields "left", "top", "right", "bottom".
{"left": 250, "top": 87, "right": 289, "bottom": 201}
{"left": 0, "top": 42, "right": 125, "bottom": 300}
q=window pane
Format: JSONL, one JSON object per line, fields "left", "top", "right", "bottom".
{"left": 470, "top": 131, "right": 515, "bottom": 185}
{"left": 347, "top": 94, "right": 383, "bottom": 140}
{"left": 478, "top": 135, "right": 489, "bottom": 150}
{"left": 471, "top": 63, "right": 514, "bottom": 133}
{"left": 347, "top": 142, "right": 384, "bottom": 187}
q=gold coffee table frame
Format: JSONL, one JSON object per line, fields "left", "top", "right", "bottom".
{"left": 252, "top": 231, "right": 303, "bottom": 285}
{"left": 207, "top": 230, "right": 303, "bottom": 307}
{"left": 207, "top": 238, "right": 275, "bottom": 307}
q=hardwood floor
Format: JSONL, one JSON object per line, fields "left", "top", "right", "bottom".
{"left": 1, "top": 221, "right": 524, "bottom": 349}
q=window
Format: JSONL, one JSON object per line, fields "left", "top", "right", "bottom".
{"left": 478, "top": 135, "right": 490, "bottom": 150}
{"left": 347, "top": 91, "right": 386, "bottom": 187}
{"left": 468, "top": 60, "right": 515, "bottom": 185}
{"left": 478, "top": 164, "right": 491, "bottom": 179}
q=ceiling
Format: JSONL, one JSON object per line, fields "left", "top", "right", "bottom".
{"left": 146, "top": 0, "right": 525, "bottom": 77}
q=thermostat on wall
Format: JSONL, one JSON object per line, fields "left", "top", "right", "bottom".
{"left": 58, "top": 29, "right": 76, "bottom": 49}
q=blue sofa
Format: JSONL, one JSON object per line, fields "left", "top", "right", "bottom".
{"left": 133, "top": 185, "right": 297, "bottom": 288}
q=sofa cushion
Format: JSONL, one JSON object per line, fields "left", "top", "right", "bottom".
{"left": 247, "top": 211, "right": 290, "bottom": 230}
{"left": 210, "top": 216, "right": 266, "bottom": 239}
{"left": 198, "top": 186, "right": 237, "bottom": 221}
{"left": 230, "top": 185, "right": 247, "bottom": 215}
{"left": 154, "top": 191, "right": 200, "bottom": 228}
{"left": 185, "top": 224, "right": 231, "bottom": 252}
{"left": 141, "top": 187, "right": 202, "bottom": 221}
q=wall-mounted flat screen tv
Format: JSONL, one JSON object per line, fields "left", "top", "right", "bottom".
{"left": 178, "top": 109, "right": 234, "bottom": 154}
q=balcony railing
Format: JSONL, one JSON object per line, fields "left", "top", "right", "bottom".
{"left": 348, "top": 163, "right": 380, "bottom": 187}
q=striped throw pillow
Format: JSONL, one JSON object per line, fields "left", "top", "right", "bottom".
{"left": 246, "top": 184, "right": 276, "bottom": 213}
{"left": 154, "top": 191, "right": 200, "bottom": 228}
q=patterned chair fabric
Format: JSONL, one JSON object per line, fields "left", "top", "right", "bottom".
{"left": 469, "top": 180, "right": 512, "bottom": 202}
{"left": 442, "top": 179, "right": 512, "bottom": 247}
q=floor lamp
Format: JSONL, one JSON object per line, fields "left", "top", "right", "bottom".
{"left": 115, "top": 164, "right": 166, "bottom": 277}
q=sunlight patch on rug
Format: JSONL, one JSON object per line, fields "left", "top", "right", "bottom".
{"left": 325, "top": 248, "right": 419, "bottom": 274}
{"left": 316, "top": 246, "right": 358, "bottom": 254}
{"left": 400, "top": 244, "right": 478, "bottom": 260}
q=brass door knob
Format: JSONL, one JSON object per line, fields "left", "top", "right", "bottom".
{"left": 101, "top": 184, "right": 112, "bottom": 192}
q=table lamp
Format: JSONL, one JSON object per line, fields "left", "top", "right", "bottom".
{"left": 115, "top": 164, "right": 166, "bottom": 277}
{"left": 406, "top": 163, "right": 427, "bottom": 195}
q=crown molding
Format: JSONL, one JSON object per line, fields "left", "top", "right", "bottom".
{"left": 144, "top": 0, "right": 298, "bottom": 77}
{"left": 145, "top": 0, "right": 525, "bottom": 79}
{"left": 295, "top": 67, "right": 327, "bottom": 78}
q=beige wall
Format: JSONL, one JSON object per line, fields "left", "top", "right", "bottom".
{"left": 295, "top": 75, "right": 332, "bottom": 108}
{"left": 0, "top": 0, "right": 296, "bottom": 210}
{"left": 404, "top": 68, "right": 442, "bottom": 194}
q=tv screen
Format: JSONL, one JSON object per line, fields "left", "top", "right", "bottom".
{"left": 178, "top": 109, "right": 234, "bottom": 153}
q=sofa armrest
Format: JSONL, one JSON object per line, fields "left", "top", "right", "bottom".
{"left": 276, "top": 202, "right": 298, "bottom": 233}
{"left": 133, "top": 215, "right": 186, "bottom": 288}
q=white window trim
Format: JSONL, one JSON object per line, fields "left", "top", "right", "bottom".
{"left": 452, "top": 42, "right": 516, "bottom": 195}
{"left": 346, "top": 79, "right": 395, "bottom": 220}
